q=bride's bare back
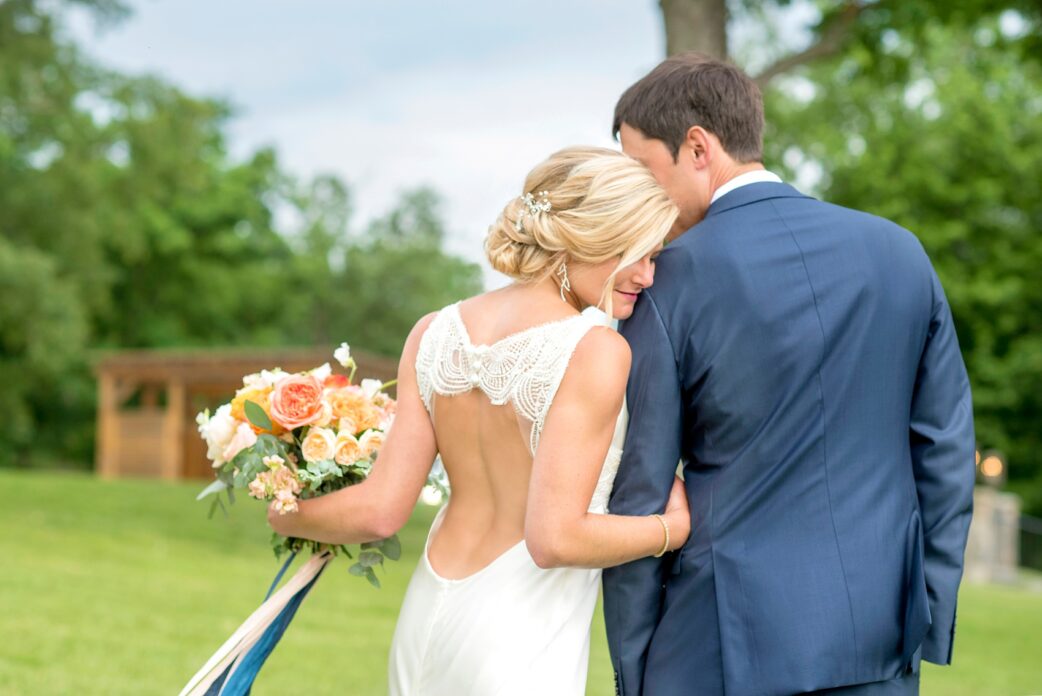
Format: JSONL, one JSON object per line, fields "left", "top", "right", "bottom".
{"left": 419, "top": 287, "right": 598, "bottom": 579}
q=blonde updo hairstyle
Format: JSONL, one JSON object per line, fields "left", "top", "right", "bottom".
{"left": 485, "top": 146, "right": 678, "bottom": 316}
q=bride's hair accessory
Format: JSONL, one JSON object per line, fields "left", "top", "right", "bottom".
{"left": 514, "top": 190, "right": 552, "bottom": 232}
{"left": 556, "top": 261, "right": 572, "bottom": 302}
{"left": 652, "top": 513, "right": 670, "bottom": 558}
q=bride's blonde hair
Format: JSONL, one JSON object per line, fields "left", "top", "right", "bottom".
{"left": 485, "top": 146, "right": 678, "bottom": 314}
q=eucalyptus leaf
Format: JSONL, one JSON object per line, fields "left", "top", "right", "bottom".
{"left": 359, "top": 550, "right": 383, "bottom": 568}
{"left": 365, "top": 568, "right": 381, "bottom": 589}
{"left": 380, "top": 535, "right": 402, "bottom": 561}
{"left": 244, "top": 400, "right": 272, "bottom": 432}
{"left": 348, "top": 562, "right": 366, "bottom": 577}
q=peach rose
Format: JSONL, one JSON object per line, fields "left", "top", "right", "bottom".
{"left": 326, "top": 387, "right": 381, "bottom": 434}
{"left": 334, "top": 432, "right": 364, "bottom": 466}
{"left": 359, "top": 429, "right": 385, "bottom": 457}
{"left": 270, "top": 373, "right": 325, "bottom": 430}
{"left": 301, "top": 426, "right": 337, "bottom": 463}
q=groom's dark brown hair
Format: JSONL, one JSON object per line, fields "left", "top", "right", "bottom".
{"left": 613, "top": 52, "right": 764, "bottom": 163}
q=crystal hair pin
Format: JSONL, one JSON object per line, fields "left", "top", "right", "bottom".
{"left": 514, "top": 190, "right": 552, "bottom": 232}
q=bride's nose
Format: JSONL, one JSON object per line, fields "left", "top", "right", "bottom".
{"left": 633, "top": 257, "right": 655, "bottom": 288}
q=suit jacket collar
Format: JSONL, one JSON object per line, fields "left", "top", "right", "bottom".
{"left": 703, "top": 181, "right": 811, "bottom": 219}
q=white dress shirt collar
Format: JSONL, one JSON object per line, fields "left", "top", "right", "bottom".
{"left": 710, "top": 170, "right": 783, "bottom": 205}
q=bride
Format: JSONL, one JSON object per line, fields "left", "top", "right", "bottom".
{"left": 267, "top": 146, "right": 689, "bottom": 695}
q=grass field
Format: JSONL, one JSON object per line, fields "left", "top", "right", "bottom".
{"left": 1, "top": 471, "right": 1040, "bottom": 695}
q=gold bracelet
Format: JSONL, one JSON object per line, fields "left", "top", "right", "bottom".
{"left": 652, "top": 513, "right": 670, "bottom": 558}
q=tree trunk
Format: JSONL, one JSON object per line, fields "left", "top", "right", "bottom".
{"left": 659, "top": 0, "right": 728, "bottom": 58}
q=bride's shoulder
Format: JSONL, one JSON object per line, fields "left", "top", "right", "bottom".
{"left": 546, "top": 325, "right": 629, "bottom": 418}
{"left": 565, "top": 326, "right": 630, "bottom": 386}
{"left": 402, "top": 308, "right": 447, "bottom": 360}
{"left": 574, "top": 325, "right": 630, "bottom": 367}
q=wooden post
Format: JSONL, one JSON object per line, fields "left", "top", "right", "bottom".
{"left": 162, "top": 379, "right": 186, "bottom": 480}
{"left": 96, "top": 372, "right": 119, "bottom": 478}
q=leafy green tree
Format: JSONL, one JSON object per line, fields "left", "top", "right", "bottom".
{"left": 657, "top": 1, "right": 1042, "bottom": 510}
{"left": 331, "top": 189, "right": 483, "bottom": 355}
{"left": 763, "top": 17, "right": 1042, "bottom": 511}
{"left": 0, "top": 0, "right": 482, "bottom": 469}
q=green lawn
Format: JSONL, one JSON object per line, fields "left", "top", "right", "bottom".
{"left": 0, "top": 471, "right": 1039, "bottom": 695}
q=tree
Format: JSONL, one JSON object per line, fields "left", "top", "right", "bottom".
{"left": 660, "top": 0, "right": 1041, "bottom": 87}
{"left": 658, "top": 1, "right": 1042, "bottom": 510}
{"left": 1, "top": 0, "right": 482, "bottom": 469}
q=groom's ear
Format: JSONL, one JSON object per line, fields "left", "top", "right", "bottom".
{"left": 685, "top": 126, "right": 714, "bottom": 170}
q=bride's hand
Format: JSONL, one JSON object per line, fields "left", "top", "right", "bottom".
{"left": 663, "top": 476, "right": 690, "bottom": 552}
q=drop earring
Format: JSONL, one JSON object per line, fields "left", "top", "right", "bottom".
{"left": 557, "top": 262, "right": 571, "bottom": 302}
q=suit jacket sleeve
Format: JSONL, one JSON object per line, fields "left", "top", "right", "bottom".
{"left": 910, "top": 266, "right": 975, "bottom": 665}
{"left": 603, "top": 289, "right": 684, "bottom": 695}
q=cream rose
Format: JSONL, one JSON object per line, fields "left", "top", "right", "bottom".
{"left": 334, "top": 432, "right": 364, "bottom": 466}
{"left": 359, "top": 429, "right": 385, "bottom": 457}
{"left": 301, "top": 427, "right": 337, "bottom": 463}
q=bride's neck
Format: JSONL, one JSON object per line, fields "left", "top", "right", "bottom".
{"left": 515, "top": 276, "right": 584, "bottom": 315}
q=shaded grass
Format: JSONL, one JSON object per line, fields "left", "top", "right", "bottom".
{"left": 0, "top": 471, "right": 1038, "bottom": 695}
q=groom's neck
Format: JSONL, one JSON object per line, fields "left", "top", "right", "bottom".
{"left": 709, "top": 160, "right": 767, "bottom": 197}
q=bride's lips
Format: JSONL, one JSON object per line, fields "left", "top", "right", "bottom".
{"left": 615, "top": 289, "right": 641, "bottom": 302}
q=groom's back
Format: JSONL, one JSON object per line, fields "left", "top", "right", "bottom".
{"left": 640, "top": 182, "right": 939, "bottom": 693}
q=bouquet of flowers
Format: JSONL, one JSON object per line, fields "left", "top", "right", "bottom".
{"left": 183, "top": 343, "right": 437, "bottom": 696}
{"left": 194, "top": 342, "right": 434, "bottom": 587}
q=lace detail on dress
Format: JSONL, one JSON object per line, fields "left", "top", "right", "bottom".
{"left": 415, "top": 302, "right": 595, "bottom": 456}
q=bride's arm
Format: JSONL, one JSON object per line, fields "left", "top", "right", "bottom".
{"left": 268, "top": 314, "right": 439, "bottom": 545}
{"left": 524, "top": 327, "right": 689, "bottom": 569}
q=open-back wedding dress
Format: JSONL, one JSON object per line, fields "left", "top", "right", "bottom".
{"left": 388, "top": 302, "right": 626, "bottom": 696}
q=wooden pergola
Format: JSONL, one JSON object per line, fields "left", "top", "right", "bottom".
{"left": 93, "top": 347, "right": 398, "bottom": 480}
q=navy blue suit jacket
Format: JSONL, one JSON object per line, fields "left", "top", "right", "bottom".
{"left": 602, "top": 182, "right": 974, "bottom": 696}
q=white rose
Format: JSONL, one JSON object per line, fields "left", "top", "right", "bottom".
{"left": 198, "top": 404, "right": 238, "bottom": 466}
{"left": 222, "top": 421, "right": 258, "bottom": 463}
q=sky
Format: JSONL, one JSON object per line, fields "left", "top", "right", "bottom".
{"left": 67, "top": 1, "right": 667, "bottom": 285}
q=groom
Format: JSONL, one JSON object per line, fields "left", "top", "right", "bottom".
{"left": 603, "top": 54, "right": 975, "bottom": 696}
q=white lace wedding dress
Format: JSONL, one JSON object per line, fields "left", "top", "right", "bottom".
{"left": 388, "top": 302, "right": 626, "bottom": 696}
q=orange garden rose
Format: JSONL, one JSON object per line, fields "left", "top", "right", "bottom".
{"left": 326, "top": 387, "right": 382, "bottom": 434}
{"left": 270, "top": 374, "right": 325, "bottom": 430}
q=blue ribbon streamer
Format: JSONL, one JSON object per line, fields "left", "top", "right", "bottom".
{"left": 207, "top": 551, "right": 328, "bottom": 696}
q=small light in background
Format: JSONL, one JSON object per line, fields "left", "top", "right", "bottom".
{"left": 977, "top": 449, "right": 1007, "bottom": 487}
